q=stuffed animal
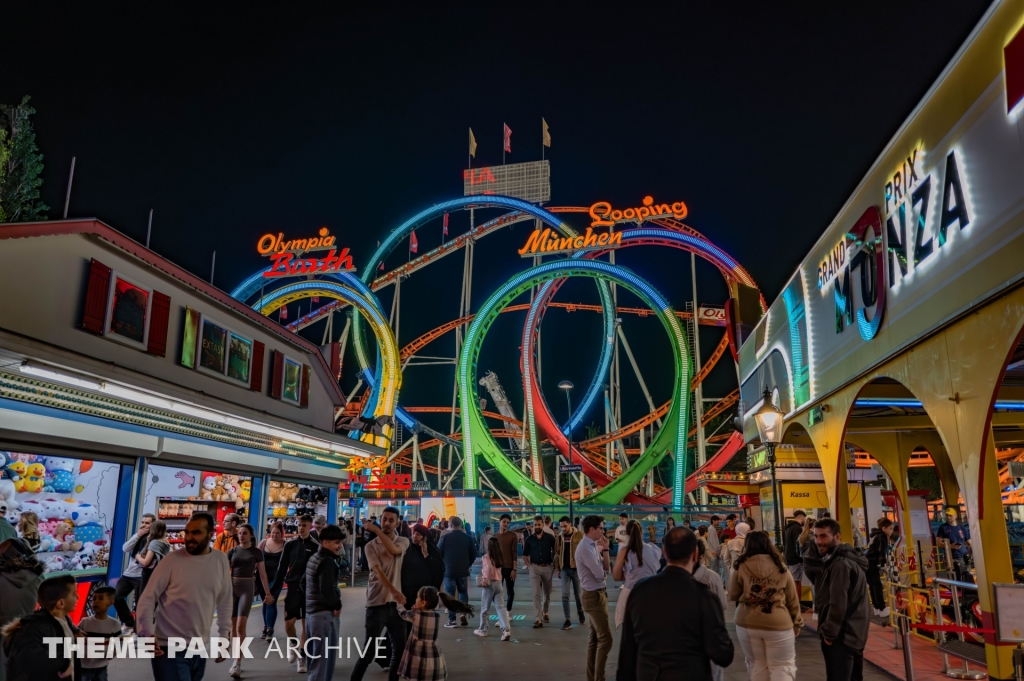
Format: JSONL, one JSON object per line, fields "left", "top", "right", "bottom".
{"left": 70, "top": 502, "right": 99, "bottom": 526}
{"left": 240, "top": 480, "right": 251, "bottom": 503}
{"left": 268, "top": 481, "right": 282, "bottom": 502}
{"left": 94, "top": 544, "right": 110, "bottom": 568}
{"left": 53, "top": 521, "right": 83, "bottom": 552}
{"left": 42, "top": 554, "right": 67, "bottom": 572}
{"left": 7, "top": 461, "right": 27, "bottom": 492}
{"left": 45, "top": 457, "right": 75, "bottom": 493}
{"left": 73, "top": 522, "right": 104, "bottom": 544}
{"left": 37, "top": 534, "right": 61, "bottom": 553}
{"left": 201, "top": 474, "right": 218, "bottom": 500}
{"left": 38, "top": 498, "right": 67, "bottom": 520}
{"left": 24, "top": 475, "right": 45, "bottom": 493}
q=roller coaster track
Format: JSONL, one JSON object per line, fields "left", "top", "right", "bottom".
{"left": 399, "top": 304, "right": 724, "bottom": 361}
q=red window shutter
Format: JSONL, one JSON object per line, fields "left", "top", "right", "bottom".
{"left": 249, "top": 341, "right": 265, "bottom": 392}
{"left": 270, "top": 351, "right": 283, "bottom": 399}
{"left": 146, "top": 292, "right": 171, "bottom": 356}
{"left": 80, "top": 259, "right": 111, "bottom": 334}
{"left": 300, "top": 364, "right": 311, "bottom": 408}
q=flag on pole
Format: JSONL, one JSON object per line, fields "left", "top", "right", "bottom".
{"left": 503, "top": 123, "right": 512, "bottom": 153}
{"left": 410, "top": 230, "right": 418, "bottom": 254}
{"left": 443, "top": 212, "right": 449, "bottom": 237}
{"left": 469, "top": 128, "right": 477, "bottom": 158}
{"left": 279, "top": 305, "right": 287, "bottom": 320}
{"left": 542, "top": 118, "right": 551, "bottom": 147}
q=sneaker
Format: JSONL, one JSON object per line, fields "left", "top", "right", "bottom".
{"left": 296, "top": 659, "right": 307, "bottom": 673}
{"left": 876, "top": 607, "right": 891, "bottom": 618}
{"left": 495, "top": 621, "right": 501, "bottom": 628}
{"left": 287, "top": 648, "right": 295, "bottom": 663}
{"left": 460, "top": 615, "right": 468, "bottom": 627}
{"left": 543, "top": 614, "right": 549, "bottom": 623}
{"left": 501, "top": 629, "right": 511, "bottom": 641}
{"left": 229, "top": 661, "right": 241, "bottom": 678}
{"left": 812, "top": 612, "right": 818, "bottom": 621}
{"left": 259, "top": 628, "right": 269, "bottom": 641}
{"left": 579, "top": 612, "right": 586, "bottom": 625}
{"left": 562, "top": 620, "right": 571, "bottom": 630}
{"left": 474, "top": 629, "right": 488, "bottom": 637}
{"left": 444, "top": 621, "right": 460, "bottom": 628}
{"left": 120, "top": 624, "right": 134, "bottom": 637}
{"left": 533, "top": 620, "right": 543, "bottom": 628}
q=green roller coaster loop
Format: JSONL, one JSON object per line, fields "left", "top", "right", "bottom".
{"left": 458, "top": 259, "right": 692, "bottom": 509}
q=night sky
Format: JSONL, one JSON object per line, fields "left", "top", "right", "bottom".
{"left": 2, "top": 3, "right": 992, "bottom": 438}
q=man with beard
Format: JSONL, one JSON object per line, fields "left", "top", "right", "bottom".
{"left": 554, "top": 515, "right": 585, "bottom": 630}
{"left": 401, "top": 524, "right": 445, "bottom": 632}
{"left": 136, "top": 512, "right": 232, "bottom": 681}
{"left": 351, "top": 506, "right": 410, "bottom": 681}
{"left": 523, "top": 515, "right": 556, "bottom": 628}
{"left": 814, "top": 518, "right": 871, "bottom": 681}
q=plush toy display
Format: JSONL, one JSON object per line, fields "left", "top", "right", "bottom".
{"left": 201, "top": 474, "right": 219, "bottom": 500}
{"left": 45, "top": 457, "right": 76, "bottom": 494}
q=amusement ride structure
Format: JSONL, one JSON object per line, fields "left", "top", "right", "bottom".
{"left": 230, "top": 193, "right": 761, "bottom": 511}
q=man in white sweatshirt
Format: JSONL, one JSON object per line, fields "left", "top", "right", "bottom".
{"left": 136, "top": 512, "right": 232, "bottom": 681}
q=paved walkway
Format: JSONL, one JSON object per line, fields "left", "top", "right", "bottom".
{"left": 107, "top": 566, "right": 891, "bottom": 680}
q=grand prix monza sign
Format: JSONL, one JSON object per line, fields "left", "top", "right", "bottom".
{"left": 821, "top": 147, "right": 970, "bottom": 342}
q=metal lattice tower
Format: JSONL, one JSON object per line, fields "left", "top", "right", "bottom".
{"left": 478, "top": 371, "right": 528, "bottom": 459}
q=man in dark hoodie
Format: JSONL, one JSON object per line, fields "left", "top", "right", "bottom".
{"left": 3, "top": 575, "right": 80, "bottom": 681}
{"left": 813, "top": 518, "right": 870, "bottom": 681}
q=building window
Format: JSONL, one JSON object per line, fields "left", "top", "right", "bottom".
{"left": 197, "top": 315, "right": 253, "bottom": 387}
{"left": 281, "top": 355, "right": 302, "bottom": 404}
{"left": 105, "top": 272, "right": 153, "bottom": 350}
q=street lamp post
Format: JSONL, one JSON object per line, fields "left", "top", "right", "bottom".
{"left": 559, "top": 380, "right": 576, "bottom": 524}
{"left": 754, "top": 387, "right": 785, "bottom": 552}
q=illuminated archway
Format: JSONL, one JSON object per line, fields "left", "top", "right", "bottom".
{"left": 253, "top": 281, "right": 401, "bottom": 449}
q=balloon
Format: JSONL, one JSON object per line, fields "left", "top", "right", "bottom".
{"left": 78, "top": 461, "right": 93, "bottom": 473}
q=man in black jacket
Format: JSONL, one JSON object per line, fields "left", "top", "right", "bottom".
{"left": 783, "top": 510, "right": 806, "bottom": 601}
{"left": 436, "top": 516, "right": 477, "bottom": 627}
{"left": 305, "top": 525, "right": 344, "bottom": 681}
{"left": 813, "top": 518, "right": 871, "bottom": 681}
{"left": 272, "top": 514, "right": 320, "bottom": 673}
{"left": 617, "top": 527, "right": 733, "bottom": 681}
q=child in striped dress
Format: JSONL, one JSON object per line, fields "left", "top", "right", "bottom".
{"left": 399, "top": 586, "right": 475, "bottom": 681}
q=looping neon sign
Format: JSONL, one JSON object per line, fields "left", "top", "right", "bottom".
{"left": 342, "top": 456, "right": 412, "bottom": 491}
{"left": 589, "top": 196, "right": 688, "bottom": 228}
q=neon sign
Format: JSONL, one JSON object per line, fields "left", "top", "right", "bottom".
{"left": 816, "top": 237, "right": 847, "bottom": 290}
{"left": 258, "top": 227, "right": 338, "bottom": 257}
{"left": 342, "top": 455, "right": 411, "bottom": 491}
{"left": 257, "top": 228, "right": 355, "bottom": 279}
{"left": 588, "top": 196, "right": 688, "bottom": 228}
{"left": 518, "top": 227, "right": 622, "bottom": 257}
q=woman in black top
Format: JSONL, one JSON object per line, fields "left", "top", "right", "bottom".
{"left": 257, "top": 522, "right": 286, "bottom": 640}
{"left": 401, "top": 525, "right": 445, "bottom": 633}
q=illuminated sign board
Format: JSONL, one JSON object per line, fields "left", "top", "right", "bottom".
{"left": 341, "top": 455, "right": 411, "bottom": 491}
{"left": 820, "top": 146, "right": 971, "bottom": 341}
{"left": 589, "top": 196, "right": 688, "bottom": 228}
{"left": 257, "top": 227, "right": 355, "bottom": 279}
{"left": 463, "top": 160, "right": 551, "bottom": 204}
{"left": 518, "top": 227, "right": 622, "bottom": 257}
{"left": 697, "top": 306, "right": 727, "bottom": 325}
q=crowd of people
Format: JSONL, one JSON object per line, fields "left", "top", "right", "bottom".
{"left": 0, "top": 501, "right": 933, "bottom": 681}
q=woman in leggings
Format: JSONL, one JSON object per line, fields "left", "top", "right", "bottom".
{"left": 227, "top": 524, "right": 273, "bottom": 678}
{"left": 257, "top": 521, "right": 286, "bottom": 640}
